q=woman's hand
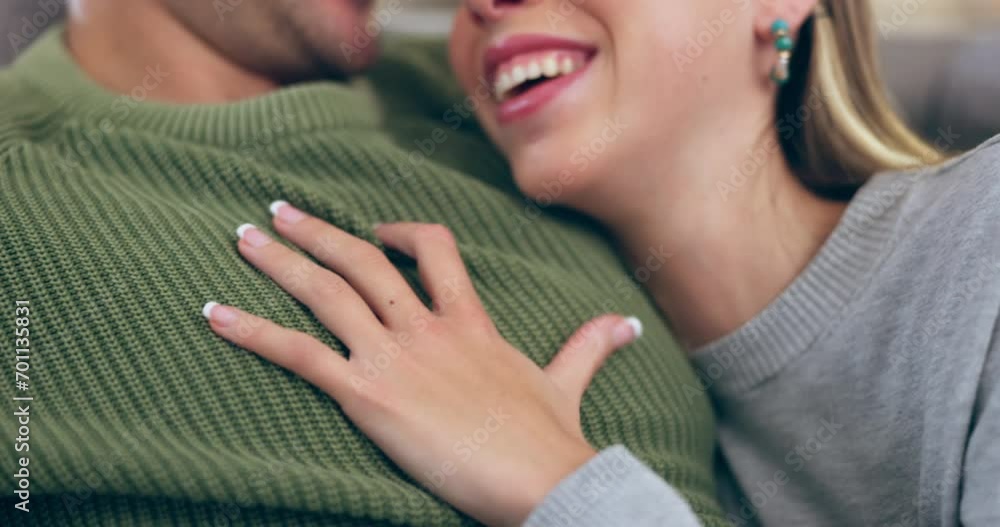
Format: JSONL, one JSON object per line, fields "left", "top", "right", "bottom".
{"left": 202, "top": 201, "right": 643, "bottom": 526}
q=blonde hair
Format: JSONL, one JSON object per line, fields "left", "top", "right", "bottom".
{"left": 779, "top": 1, "right": 945, "bottom": 198}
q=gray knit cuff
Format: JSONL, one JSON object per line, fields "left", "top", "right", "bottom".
{"left": 522, "top": 445, "right": 701, "bottom": 527}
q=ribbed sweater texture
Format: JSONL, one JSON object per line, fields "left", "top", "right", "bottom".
{"left": 0, "top": 29, "right": 725, "bottom": 526}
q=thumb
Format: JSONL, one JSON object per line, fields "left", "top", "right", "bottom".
{"left": 544, "top": 315, "right": 643, "bottom": 404}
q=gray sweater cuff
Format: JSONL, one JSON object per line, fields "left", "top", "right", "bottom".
{"left": 522, "top": 445, "right": 701, "bottom": 527}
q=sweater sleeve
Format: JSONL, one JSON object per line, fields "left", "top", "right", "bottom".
{"left": 960, "top": 318, "right": 1000, "bottom": 525}
{"left": 523, "top": 446, "right": 702, "bottom": 527}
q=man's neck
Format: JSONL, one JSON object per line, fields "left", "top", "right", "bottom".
{"left": 65, "top": 0, "right": 276, "bottom": 103}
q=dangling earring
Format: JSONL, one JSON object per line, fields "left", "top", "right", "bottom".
{"left": 769, "top": 19, "right": 795, "bottom": 85}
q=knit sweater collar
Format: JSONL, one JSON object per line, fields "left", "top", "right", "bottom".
{"left": 12, "top": 26, "right": 381, "bottom": 147}
{"left": 690, "top": 170, "right": 922, "bottom": 396}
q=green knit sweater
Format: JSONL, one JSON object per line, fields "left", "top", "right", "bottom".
{"left": 0, "top": 29, "right": 724, "bottom": 526}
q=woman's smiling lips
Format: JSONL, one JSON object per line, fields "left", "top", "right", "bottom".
{"left": 483, "top": 34, "right": 597, "bottom": 126}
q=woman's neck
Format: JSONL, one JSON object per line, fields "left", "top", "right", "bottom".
{"left": 604, "top": 125, "right": 848, "bottom": 350}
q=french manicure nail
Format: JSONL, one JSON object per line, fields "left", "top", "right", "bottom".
{"left": 236, "top": 223, "right": 272, "bottom": 247}
{"left": 626, "top": 317, "right": 643, "bottom": 338}
{"left": 269, "top": 200, "right": 307, "bottom": 224}
{"left": 202, "top": 301, "right": 238, "bottom": 327}
{"left": 613, "top": 317, "right": 643, "bottom": 347}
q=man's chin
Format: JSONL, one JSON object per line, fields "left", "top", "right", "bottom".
{"left": 300, "top": 0, "right": 381, "bottom": 75}
{"left": 337, "top": 35, "right": 381, "bottom": 74}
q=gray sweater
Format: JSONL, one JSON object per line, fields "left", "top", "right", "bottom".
{"left": 525, "top": 134, "right": 1000, "bottom": 527}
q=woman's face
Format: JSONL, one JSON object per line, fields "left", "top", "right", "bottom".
{"left": 450, "top": 0, "right": 760, "bottom": 208}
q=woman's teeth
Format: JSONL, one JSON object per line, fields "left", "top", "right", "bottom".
{"left": 493, "top": 53, "right": 584, "bottom": 102}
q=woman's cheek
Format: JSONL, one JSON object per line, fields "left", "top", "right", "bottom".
{"left": 448, "top": 16, "right": 479, "bottom": 99}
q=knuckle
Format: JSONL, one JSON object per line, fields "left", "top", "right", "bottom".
{"left": 421, "top": 316, "right": 452, "bottom": 338}
{"left": 351, "top": 240, "right": 389, "bottom": 267}
{"left": 564, "top": 329, "right": 592, "bottom": 352}
{"left": 462, "top": 307, "right": 496, "bottom": 332}
{"left": 415, "top": 224, "right": 454, "bottom": 245}
{"left": 277, "top": 259, "right": 317, "bottom": 294}
{"left": 583, "top": 317, "right": 610, "bottom": 336}
{"left": 473, "top": 317, "right": 499, "bottom": 338}
{"left": 406, "top": 309, "right": 436, "bottom": 334}
{"left": 348, "top": 382, "right": 399, "bottom": 417}
{"left": 566, "top": 318, "right": 609, "bottom": 350}
{"left": 435, "top": 276, "right": 472, "bottom": 309}
{"left": 310, "top": 231, "right": 343, "bottom": 261}
{"left": 314, "top": 273, "right": 350, "bottom": 299}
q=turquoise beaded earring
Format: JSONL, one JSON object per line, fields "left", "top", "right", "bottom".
{"left": 769, "top": 19, "right": 795, "bottom": 85}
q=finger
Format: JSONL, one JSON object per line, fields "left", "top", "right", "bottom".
{"left": 235, "top": 223, "right": 385, "bottom": 350}
{"left": 268, "top": 202, "right": 429, "bottom": 327}
{"left": 202, "top": 301, "right": 352, "bottom": 400}
{"left": 373, "top": 222, "right": 481, "bottom": 315}
{"left": 545, "top": 315, "right": 642, "bottom": 404}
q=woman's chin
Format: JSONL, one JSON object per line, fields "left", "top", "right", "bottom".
{"left": 510, "top": 164, "right": 597, "bottom": 210}
{"left": 502, "top": 129, "right": 618, "bottom": 212}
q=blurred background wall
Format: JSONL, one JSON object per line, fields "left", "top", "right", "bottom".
{"left": 871, "top": 0, "right": 1000, "bottom": 32}
{"left": 377, "top": 0, "right": 1000, "bottom": 34}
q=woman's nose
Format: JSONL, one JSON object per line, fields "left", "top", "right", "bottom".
{"left": 463, "top": 0, "right": 536, "bottom": 24}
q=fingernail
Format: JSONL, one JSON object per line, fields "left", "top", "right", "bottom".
{"left": 269, "top": 200, "right": 307, "bottom": 224}
{"left": 236, "top": 223, "right": 272, "bottom": 247}
{"left": 613, "top": 317, "right": 643, "bottom": 347}
{"left": 202, "top": 301, "right": 238, "bottom": 327}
